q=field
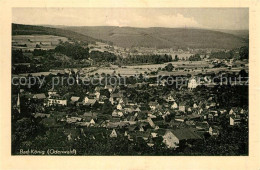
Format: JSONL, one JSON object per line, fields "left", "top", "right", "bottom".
{"left": 12, "top": 35, "right": 68, "bottom": 51}
{"left": 80, "top": 60, "right": 247, "bottom": 77}
{"left": 16, "top": 59, "right": 248, "bottom": 78}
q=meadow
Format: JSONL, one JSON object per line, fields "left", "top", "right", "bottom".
{"left": 12, "top": 35, "right": 68, "bottom": 51}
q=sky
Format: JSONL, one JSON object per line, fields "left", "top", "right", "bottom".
{"left": 12, "top": 8, "right": 249, "bottom": 30}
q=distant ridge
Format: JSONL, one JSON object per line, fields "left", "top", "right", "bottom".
{"left": 12, "top": 23, "right": 98, "bottom": 44}
{"left": 61, "top": 26, "right": 249, "bottom": 49}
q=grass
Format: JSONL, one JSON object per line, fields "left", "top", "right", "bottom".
{"left": 12, "top": 35, "right": 68, "bottom": 51}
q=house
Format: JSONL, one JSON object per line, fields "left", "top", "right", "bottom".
{"left": 94, "top": 86, "right": 104, "bottom": 92}
{"left": 230, "top": 115, "right": 241, "bottom": 126}
{"left": 112, "top": 110, "right": 124, "bottom": 117}
{"left": 117, "top": 103, "right": 123, "bottom": 110}
{"left": 198, "top": 108, "right": 203, "bottom": 114}
{"left": 48, "top": 88, "right": 57, "bottom": 96}
{"left": 75, "top": 122, "right": 91, "bottom": 127}
{"left": 166, "top": 95, "right": 175, "bottom": 102}
{"left": 84, "top": 96, "right": 93, "bottom": 104}
{"left": 70, "top": 96, "right": 80, "bottom": 104}
{"left": 195, "top": 121, "right": 209, "bottom": 132}
{"left": 174, "top": 115, "right": 186, "bottom": 122}
{"left": 94, "top": 91, "right": 101, "bottom": 99}
{"left": 47, "top": 95, "right": 67, "bottom": 106}
{"left": 82, "top": 112, "right": 98, "bottom": 122}
{"left": 134, "top": 131, "right": 150, "bottom": 141}
{"left": 85, "top": 99, "right": 97, "bottom": 107}
{"left": 229, "top": 108, "right": 238, "bottom": 116}
{"left": 124, "top": 106, "right": 135, "bottom": 114}
{"left": 135, "top": 107, "right": 141, "bottom": 112}
{"left": 171, "top": 102, "right": 178, "bottom": 109}
{"left": 105, "top": 85, "right": 114, "bottom": 93}
{"left": 128, "top": 84, "right": 138, "bottom": 89}
{"left": 40, "top": 117, "right": 61, "bottom": 128}
{"left": 147, "top": 117, "right": 155, "bottom": 128}
{"left": 109, "top": 97, "right": 114, "bottom": 104}
{"left": 89, "top": 119, "right": 95, "bottom": 126}
{"left": 163, "top": 128, "right": 202, "bottom": 149}
{"left": 219, "top": 109, "right": 227, "bottom": 114}
{"left": 63, "top": 129, "right": 80, "bottom": 141}
{"left": 66, "top": 117, "right": 83, "bottom": 123}
{"left": 118, "top": 98, "right": 125, "bottom": 104}
{"left": 179, "top": 102, "right": 186, "bottom": 112}
{"left": 149, "top": 101, "right": 159, "bottom": 110}
{"left": 83, "top": 95, "right": 97, "bottom": 106}
{"left": 147, "top": 138, "right": 155, "bottom": 147}
{"left": 97, "top": 95, "right": 108, "bottom": 104}
{"left": 124, "top": 131, "right": 128, "bottom": 137}
{"left": 209, "top": 126, "right": 220, "bottom": 136}
{"left": 186, "top": 114, "right": 201, "bottom": 120}
{"left": 110, "top": 129, "right": 117, "bottom": 138}
{"left": 127, "top": 115, "right": 137, "bottom": 122}
{"left": 188, "top": 78, "right": 198, "bottom": 89}
{"left": 32, "top": 113, "right": 50, "bottom": 118}
{"left": 208, "top": 113, "right": 214, "bottom": 121}
{"left": 32, "top": 93, "right": 46, "bottom": 100}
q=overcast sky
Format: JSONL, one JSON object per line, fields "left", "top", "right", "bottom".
{"left": 13, "top": 8, "right": 249, "bottom": 30}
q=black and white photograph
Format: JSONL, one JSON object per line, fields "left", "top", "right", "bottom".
{"left": 9, "top": 7, "right": 250, "bottom": 156}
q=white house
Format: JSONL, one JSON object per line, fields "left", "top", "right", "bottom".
{"left": 94, "top": 91, "right": 100, "bottom": 99}
{"left": 171, "top": 102, "right": 178, "bottom": 109}
{"left": 48, "top": 88, "right": 57, "bottom": 96}
{"left": 209, "top": 127, "right": 219, "bottom": 136}
{"left": 112, "top": 110, "right": 124, "bottom": 117}
{"left": 163, "top": 131, "right": 179, "bottom": 149}
{"left": 47, "top": 98, "right": 67, "bottom": 106}
{"left": 117, "top": 103, "right": 123, "bottom": 110}
{"left": 89, "top": 119, "right": 95, "bottom": 127}
{"left": 230, "top": 116, "right": 240, "bottom": 126}
{"left": 188, "top": 78, "right": 198, "bottom": 89}
{"left": 166, "top": 95, "right": 175, "bottom": 102}
{"left": 109, "top": 97, "right": 114, "bottom": 105}
{"left": 110, "top": 129, "right": 117, "bottom": 138}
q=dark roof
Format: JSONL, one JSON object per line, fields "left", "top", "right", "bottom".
{"left": 169, "top": 128, "right": 202, "bottom": 140}
{"left": 40, "top": 118, "right": 60, "bottom": 128}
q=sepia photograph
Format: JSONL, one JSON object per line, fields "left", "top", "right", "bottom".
{"left": 10, "top": 7, "right": 250, "bottom": 156}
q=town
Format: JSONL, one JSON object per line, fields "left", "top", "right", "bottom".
{"left": 11, "top": 23, "right": 249, "bottom": 155}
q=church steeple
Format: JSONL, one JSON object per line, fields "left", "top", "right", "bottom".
{"left": 16, "top": 93, "right": 20, "bottom": 113}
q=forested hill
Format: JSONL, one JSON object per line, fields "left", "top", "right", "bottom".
{"left": 12, "top": 23, "right": 97, "bottom": 44}
{"left": 61, "top": 26, "right": 249, "bottom": 49}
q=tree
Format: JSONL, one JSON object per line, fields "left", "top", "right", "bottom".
{"left": 165, "top": 63, "right": 174, "bottom": 72}
{"left": 101, "top": 99, "right": 113, "bottom": 114}
{"left": 239, "top": 46, "right": 249, "bottom": 60}
{"left": 174, "top": 55, "right": 179, "bottom": 61}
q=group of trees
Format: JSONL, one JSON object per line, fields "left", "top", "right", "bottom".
{"left": 210, "top": 51, "right": 234, "bottom": 59}
{"left": 121, "top": 54, "right": 172, "bottom": 64}
{"left": 209, "top": 46, "right": 248, "bottom": 60}
{"left": 12, "top": 50, "right": 31, "bottom": 64}
{"left": 188, "top": 54, "right": 202, "bottom": 61}
{"left": 239, "top": 46, "right": 249, "bottom": 60}
{"left": 54, "top": 42, "right": 118, "bottom": 62}
{"left": 164, "top": 63, "right": 174, "bottom": 72}
{"left": 89, "top": 51, "right": 117, "bottom": 62}
{"left": 54, "top": 42, "right": 90, "bottom": 60}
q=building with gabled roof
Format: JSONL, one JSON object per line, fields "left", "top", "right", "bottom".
{"left": 163, "top": 128, "right": 202, "bottom": 149}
